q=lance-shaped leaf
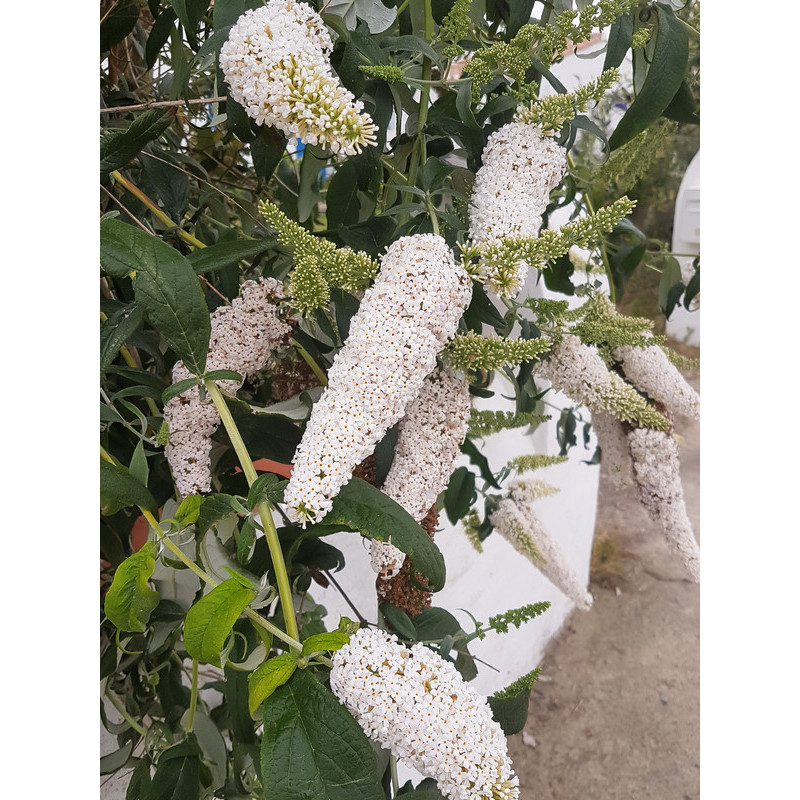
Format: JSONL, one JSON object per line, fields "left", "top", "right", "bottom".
{"left": 100, "top": 218, "right": 211, "bottom": 375}
{"left": 248, "top": 654, "right": 297, "bottom": 717}
{"left": 145, "top": 737, "right": 202, "bottom": 800}
{"left": 100, "top": 109, "right": 174, "bottom": 174}
{"left": 104, "top": 541, "right": 160, "bottom": 633}
{"left": 100, "top": 303, "right": 144, "bottom": 373}
{"left": 488, "top": 667, "right": 542, "bottom": 736}
{"left": 323, "top": 478, "right": 446, "bottom": 591}
{"left": 300, "top": 631, "right": 350, "bottom": 657}
{"left": 100, "top": 458, "right": 158, "bottom": 514}
{"left": 260, "top": 669, "right": 384, "bottom": 800}
{"left": 184, "top": 578, "right": 256, "bottom": 667}
{"left": 609, "top": 4, "right": 689, "bottom": 150}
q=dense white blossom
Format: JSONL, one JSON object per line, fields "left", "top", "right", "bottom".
{"left": 615, "top": 336, "right": 700, "bottom": 420}
{"left": 535, "top": 334, "right": 668, "bottom": 429}
{"left": 219, "top": 0, "right": 377, "bottom": 155}
{"left": 370, "top": 368, "right": 472, "bottom": 578}
{"left": 330, "top": 628, "right": 519, "bottom": 800}
{"left": 490, "top": 479, "right": 593, "bottom": 610}
{"left": 285, "top": 235, "right": 472, "bottom": 523}
{"left": 590, "top": 409, "right": 634, "bottom": 489}
{"left": 164, "top": 279, "right": 290, "bottom": 496}
{"left": 468, "top": 122, "right": 566, "bottom": 294}
{"left": 628, "top": 427, "right": 700, "bottom": 582}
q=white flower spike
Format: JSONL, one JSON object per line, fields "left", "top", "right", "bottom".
{"left": 468, "top": 122, "right": 566, "bottom": 295}
{"left": 330, "top": 627, "right": 519, "bottom": 800}
{"left": 370, "top": 367, "right": 472, "bottom": 578}
{"left": 284, "top": 234, "right": 472, "bottom": 524}
{"left": 164, "top": 279, "right": 290, "bottom": 496}
{"left": 220, "top": 0, "right": 377, "bottom": 155}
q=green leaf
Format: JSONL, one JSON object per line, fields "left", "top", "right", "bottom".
{"left": 301, "top": 631, "right": 351, "bottom": 657}
{"left": 100, "top": 303, "right": 144, "bottom": 373}
{"left": 100, "top": 218, "right": 211, "bottom": 375}
{"left": 145, "top": 737, "right": 202, "bottom": 800}
{"left": 104, "top": 542, "right": 161, "bottom": 633}
{"left": 101, "top": 110, "right": 174, "bottom": 174}
{"left": 324, "top": 0, "right": 396, "bottom": 33}
{"left": 205, "top": 369, "right": 243, "bottom": 383}
{"left": 662, "top": 79, "right": 699, "bottom": 124}
{"left": 129, "top": 439, "right": 150, "bottom": 487}
{"left": 248, "top": 654, "right": 298, "bottom": 716}
{"left": 380, "top": 35, "right": 441, "bottom": 66}
{"left": 543, "top": 253, "right": 575, "bottom": 296}
{"left": 326, "top": 160, "right": 361, "bottom": 229}
{"left": 443, "top": 467, "right": 475, "bottom": 525}
{"left": 196, "top": 493, "right": 237, "bottom": 535}
{"left": 175, "top": 495, "right": 205, "bottom": 526}
{"left": 412, "top": 607, "right": 462, "bottom": 642}
{"left": 126, "top": 758, "right": 152, "bottom": 800}
{"left": 100, "top": 0, "right": 140, "bottom": 53}
{"left": 185, "top": 237, "right": 277, "bottom": 274}
{"left": 323, "top": 478, "right": 446, "bottom": 591}
{"left": 298, "top": 146, "right": 328, "bottom": 223}
{"left": 379, "top": 603, "right": 416, "bottom": 640}
{"left": 658, "top": 255, "right": 684, "bottom": 318}
{"left": 488, "top": 690, "right": 531, "bottom": 736}
{"left": 100, "top": 741, "right": 134, "bottom": 775}
{"left": 139, "top": 145, "right": 189, "bottom": 221}
{"left": 161, "top": 377, "right": 199, "bottom": 405}
{"left": 101, "top": 458, "right": 158, "bottom": 514}
{"left": 260, "top": 669, "right": 384, "bottom": 800}
{"left": 603, "top": 9, "right": 633, "bottom": 71}
{"left": 608, "top": 4, "right": 689, "bottom": 150}
{"left": 247, "top": 473, "right": 289, "bottom": 509}
{"left": 184, "top": 579, "right": 257, "bottom": 667}
{"left": 252, "top": 126, "right": 287, "bottom": 180}
{"left": 145, "top": 7, "right": 177, "bottom": 68}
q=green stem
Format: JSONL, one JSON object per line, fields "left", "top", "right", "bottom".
{"left": 186, "top": 659, "right": 199, "bottom": 733}
{"left": 105, "top": 689, "right": 146, "bottom": 737}
{"left": 111, "top": 170, "right": 207, "bottom": 251}
{"left": 403, "top": 0, "right": 434, "bottom": 222}
{"left": 204, "top": 380, "right": 301, "bottom": 648}
{"left": 294, "top": 341, "right": 329, "bottom": 387}
{"left": 389, "top": 754, "right": 399, "bottom": 796}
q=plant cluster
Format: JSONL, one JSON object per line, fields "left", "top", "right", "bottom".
{"left": 100, "top": 1, "right": 700, "bottom": 798}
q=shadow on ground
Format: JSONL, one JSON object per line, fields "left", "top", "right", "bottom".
{"left": 509, "top": 352, "right": 700, "bottom": 800}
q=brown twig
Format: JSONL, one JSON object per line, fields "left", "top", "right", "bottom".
{"left": 101, "top": 96, "right": 226, "bottom": 114}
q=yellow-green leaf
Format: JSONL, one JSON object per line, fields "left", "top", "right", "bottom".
{"left": 247, "top": 654, "right": 297, "bottom": 717}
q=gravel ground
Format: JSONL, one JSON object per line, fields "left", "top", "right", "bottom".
{"left": 509, "top": 365, "right": 700, "bottom": 800}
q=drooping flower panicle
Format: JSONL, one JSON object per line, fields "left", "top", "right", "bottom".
{"left": 370, "top": 368, "right": 472, "bottom": 578}
{"left": 284, "top": 234, "right": 472, "bottom": 524}
{"left": 535, "top": 334, "right": 671, "bottom": 430}
{"left": 628, "top": 428, "right": 700, "bottom": 581}
{"left": 164, "top": 279, "right": 290, "bottom": 496}
{"left": 490, "top": 478, "right": 593, "bottom": 610}
{"left": 468, "top": 122, "right": 566, "bottom": 295}
{"left": 220, "top": 0, "right": 377, "bottom": 155}
{"left": 330, "top": 628, "right": 519, "bottom": 800}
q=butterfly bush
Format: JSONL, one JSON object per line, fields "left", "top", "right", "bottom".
{"left": 284, "top": 234, "right": 472, "bottom": 524}
{"left": 330, "top": 627, "right": 519, "bottom": 800}
{"left": 164, "top": 278, "right": 290, "bottom": 496}
{"left": 219, "top": 0, "right": 377, "bottom": 155}
{"left": 468, "top": 122, "right": 566, "bottom": 295}
{"left": 628, "top": 428, "right": 700, "bottom": 581}
{"left": 490, "top": 478, "right": 594, "bottom": 610}
{"left": 370, "top": 367, "right": 472, "bottom": 578}
{"left": 589, "top": 409, "right": 635, "bottom": 489}
{"left": 615, "top": 335, "right": 700, "bottom": 420}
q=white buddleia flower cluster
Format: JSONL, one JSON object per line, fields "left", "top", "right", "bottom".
{"left": 330, "top": 627, "right": 519, "bottom": 800}
{"left": 285, "top": 234, "right": 473, "bottom": 524}
{"left": 219, "top": 0, "right": 377, "bottom": 155}
{"left": 615, "top": 335, "right": 700, "bottom": 420}
{"left": 370, "top": 368, "right": 472, "bottom": 578}
{"left": 490, "top": 478, "right": 593, "bottom": 611}
{"left": 468, "top": 122, "right": 566, "bottom": 295}
{"left": 590, "top": 409, "right": 634, "bottom": 489}
{"left": 164, "top": 279, "right": 290, "bottom": 497}
{"left": 534, "top": 334, "right": 669, "bottom": 430}
{"left": 628, "top": 428, "right": 700, "bottom": 582}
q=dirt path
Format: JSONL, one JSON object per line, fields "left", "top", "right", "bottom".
{"left": 509, "top": 367, "right": 700, "bottom": 800}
